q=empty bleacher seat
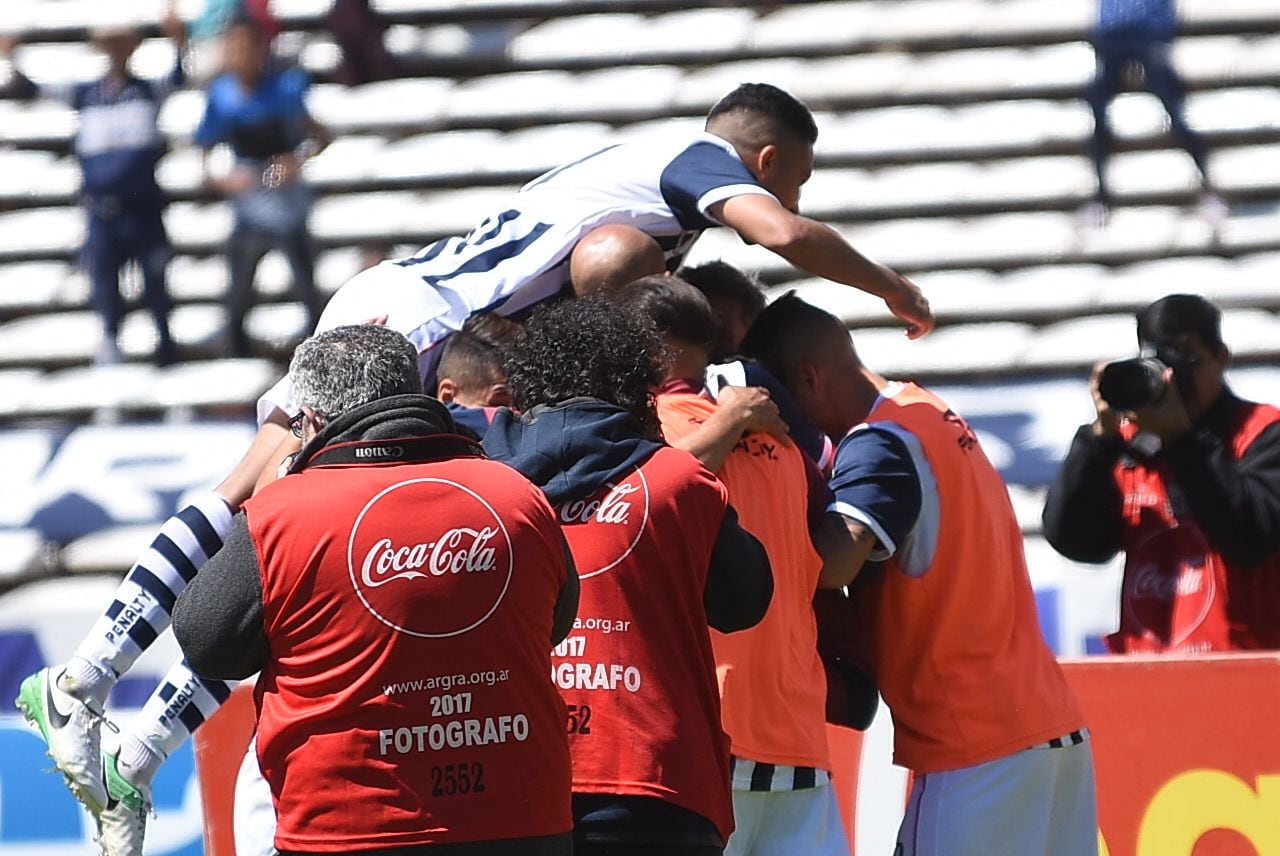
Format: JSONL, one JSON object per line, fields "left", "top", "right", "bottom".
{"left": 19, "top": 364, "right": 161, "bottom": 417}
{"left": 150, "top": 358, "right": 279, "bottom": 410}
{"left": 0, "top": 311, "right": 102, "bottom": 366}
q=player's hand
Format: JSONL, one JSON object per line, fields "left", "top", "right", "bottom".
{"left": 1088, "top": 361, "right": 1121, "bottom": 438}
{"left": 882, "top": 269, "right": 933, "bottom": 339}
{"left": 717, "top": 383, "right": 790, "bottom": 446}
{"left": 0, "top": 32, "right": 20, "bottom": 59}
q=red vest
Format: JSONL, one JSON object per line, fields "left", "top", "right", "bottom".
{"left": 246, "top": 451, "right": 572, "bottom": 852}
{"left": 551, "top": 446, "right": 735, "bottom": 842}
{"left": 1110, "top": 401, "right": 1280, "bottom": 653}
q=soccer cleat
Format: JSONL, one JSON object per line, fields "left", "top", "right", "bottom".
{"left": 15, "top": 668, "right": 110, "bottom": 813}
{"left": 96, "top": 750, "right": 151, "bottom": 856}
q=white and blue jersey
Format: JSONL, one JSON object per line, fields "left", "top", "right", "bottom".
{"left": 259, "top": 130, "right": 775, "bottom": 419}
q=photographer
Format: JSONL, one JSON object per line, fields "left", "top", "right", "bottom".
{"left": 1043, "top": 294, "right": 1280, "bottom": 653}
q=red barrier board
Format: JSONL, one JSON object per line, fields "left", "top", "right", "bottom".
{"left": 198, "top": 656, "right": 1280, "bottom": 856}
{"left": 1062, "top": 654, "right": 1280, "bottom": 856}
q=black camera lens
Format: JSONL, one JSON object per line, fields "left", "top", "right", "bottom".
{"left": 1097, "top": 358, "right": 1167, "bottom": 410}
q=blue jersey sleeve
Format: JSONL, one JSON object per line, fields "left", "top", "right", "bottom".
{"left": 659, "top": 141, "right": 773, "bottom": 230}
{"left": 828, "top": 427, "right": 922, "bottom": 559}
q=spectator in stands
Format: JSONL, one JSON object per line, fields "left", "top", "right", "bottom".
{"left": 680, "top": 261, "right": 766, "bottom": 363}
{"left": 0, "top": 7, "right": 186, "bottom": 366}
{"left": 742, "top": 293, "right": 1096, "bottom": 856}
{"left": 617, "top": 276, "right": 851, "bottom": 856}
{"left": 1043, "top": 294, "right": 1280, "bottom": 653}
{"left": 486, "top": 297, "right": 772, "bottom": 856}
{"left": 172, "top": 324, "right": 577, "bottom": 856}
{"left": 1083, "top": 0, "right": 1226, "bottom": 227}
{"left": 326, "top": 0, "right": 399, "bottom": 86}
{"left": 195, "top": 14, "right": 327, "bottom": 358}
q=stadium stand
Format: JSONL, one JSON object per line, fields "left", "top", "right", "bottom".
{"left": 0, "top": 0, "right": 1277, "bottom": 604}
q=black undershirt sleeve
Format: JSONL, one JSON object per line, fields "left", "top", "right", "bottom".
{"left": 1041, "top": 425, "right": 1127, "bottom": 564}
{"left": 173, "top": 512, "right": 268, "bottom": 681}
{"left": 1164, "top": 420, "right": 1280, "bottom": 568}
{"left": 702, "top": 504, "right": 773, "bottom": 633}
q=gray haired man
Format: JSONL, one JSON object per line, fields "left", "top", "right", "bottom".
{"left": 174, "top": 324, "right": 579, "bottom": 856}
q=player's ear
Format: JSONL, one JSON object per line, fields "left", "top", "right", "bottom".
{"left": 756, "top": 144, "right": 779, "bottom": 178}
{"left": 797, "top": 361, "right": 821, "bottom": 393}
{"left": 436, "top": 378, "right": 458, "bottom": 404}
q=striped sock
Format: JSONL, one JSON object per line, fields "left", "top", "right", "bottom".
{"left": 71, "top": 493, "right": 234, "bottom": 687}
{"left": 124, "top": 658, "right": 235, "bottom": 787}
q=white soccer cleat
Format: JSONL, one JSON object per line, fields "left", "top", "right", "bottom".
{"left": 15, "top": 667, "right": 111, "bottom": 814}
{"left": 96, "top": 749, "right": 152, "bottom": 856}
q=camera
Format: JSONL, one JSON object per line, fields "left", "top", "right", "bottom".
{"left": 1097, "top": 348, "right": 1196, "bottom": 410}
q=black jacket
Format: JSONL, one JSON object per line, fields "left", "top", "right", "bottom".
{"left": 1042, "top": 389, "right": 1280, "bottom": 569}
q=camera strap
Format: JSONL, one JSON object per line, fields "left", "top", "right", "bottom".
{"left": 302, "top": 435, "right": 485, "bottom": 469}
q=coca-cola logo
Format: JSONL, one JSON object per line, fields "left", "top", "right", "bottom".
{"left": 1122, "top": 524, "right": 1217, "bottom": 648}
{"left": 557, "top": 470, "right": 649, "bottom": 580}
{"left": 347, "top": 478, "right": 513, "bottom": 637}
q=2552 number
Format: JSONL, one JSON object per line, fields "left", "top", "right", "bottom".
{"left": 567, "top": 703, "right": 592, "bottom": 735}
{"left": 431, "top": 762, "right": 485, "bottom": 797}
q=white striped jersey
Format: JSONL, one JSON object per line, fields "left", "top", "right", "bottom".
{"left": 258, "top": 131, "right": 775, "bottom": 421}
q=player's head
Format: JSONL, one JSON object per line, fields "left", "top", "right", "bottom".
{"left": 224, "top": 14, "right": 268, "bottom": 85}
{"left": 436, "top": 317, "right": 518, "bottom": 408}
{"left": 705, "top": 83, "right": 817, "bottom": 214}
{"left": 679, "top": 261, "right": 767, "bottom": 361}
{"left": 741, "top": 292, "right": 872, "bottom": 438}
{"left": 290, "top": 325, "right": 422, "bottom": 440}
{"left": 607, "top": 274, "right": 715, "bottom": 382}
{"left": 505, "top": 296, "right": 666, "bottom": 436}
{"left": 569, "top": 224, "right": 668, "bottom": 296}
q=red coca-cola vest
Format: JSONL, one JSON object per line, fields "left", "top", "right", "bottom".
{"left": 550, "top": 446, "right": 736, "bottom": 842}
{"left": 1110, "top": 401, "right": 1280, "bottom": 653}
{"left": 245, "top": 445, "right": 572, "bottom": 852}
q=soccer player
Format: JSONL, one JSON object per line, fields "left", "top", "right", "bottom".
{"left": 617, "top": 276, "right": 850, "bottom": 855}
{"left": 741, "top": 294, "right": 1097, "bottom": 856}
{"left": 486, "top": 297, "right": 773, "bottom": 855}
{"left": 16, "top": 82, "right": 931, "bottom": 848}
{"left": 434, "top": 313, "right": 520, "bottom": 438}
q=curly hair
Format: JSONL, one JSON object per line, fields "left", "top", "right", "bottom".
{"left": 505, "top": 297, "right": 666, "bottom": 434}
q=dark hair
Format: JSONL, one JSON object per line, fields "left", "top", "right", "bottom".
{"left": 462, "top": 311, "right": 523, "bottom": 349}
{"left": 505, "top": 297, "right": 666, "bottom": 434}
{"left": 681, "top": 259, "right": 766, "bottom": 322}
{"left": 223, "top": 12, "right": 264, "bottom": 40}
{"left": 1136, "top": 294, "right": 1224, "bottom": 350}
{"left": 608, "top": 274, "right": 716, "bottom": 351}
{"left": 437, "top": 330, "right": 507, "bottom": 396}
{"left": 706, "top": 83, "right": 818, "bottom": 146}
{"left": 740, "top": 291, "right": 850, "bottom": 386}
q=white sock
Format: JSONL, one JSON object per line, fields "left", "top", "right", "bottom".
{"left": 59, "top": 655, "right": 114, "bottom": 709}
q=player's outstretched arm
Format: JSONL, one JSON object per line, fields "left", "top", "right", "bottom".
{"left": 712, "top": 194, "right": 934, "bottom": 339}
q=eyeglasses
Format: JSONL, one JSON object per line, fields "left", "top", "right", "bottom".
{"left": 288, "top": 410, "right": 306, "bottom": 438}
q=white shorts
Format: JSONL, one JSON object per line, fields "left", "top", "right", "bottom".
{"left": 896, "top": 738, "right": 1098, "bottom": 856}
{"left": 233, "top": 735, "right": 278, "bottom": 856}
{"left": 255, "top": 264, "right": 456, "bottom": 422}
{"left": 725, "top": 781, "right": 850, "bottom": 856}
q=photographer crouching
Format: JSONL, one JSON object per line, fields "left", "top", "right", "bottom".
{"left": 1043, "top": 294, "right": 1280, "bottom": 653}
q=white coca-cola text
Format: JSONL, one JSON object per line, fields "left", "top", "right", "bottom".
{"left": 361, "top": 527, "right": 499, "bottom": 588}
{"left": 1131, "top": 562, "right": 1205, "bottom": 601}
{"left": 559, "top": 483, "right": 640, "bottom": 525}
